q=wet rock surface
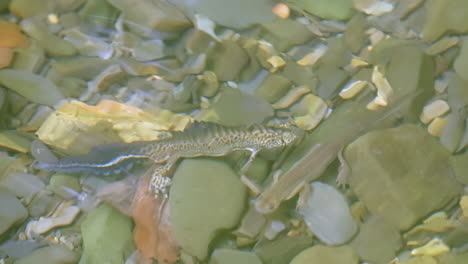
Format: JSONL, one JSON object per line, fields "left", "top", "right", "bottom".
{"left": 169, "top": 158, "right": 247, "bottom": 260}
{"left": 345, "top": 124, "right": 463, "bottom": 230}
{"left": 79, "top": 204, "right": 135, "bottom": 264}
{"left": 0, "top": 189, "right": 28, "bottom": 236}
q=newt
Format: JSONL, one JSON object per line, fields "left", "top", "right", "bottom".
{"left": 255, "top": 90, "right": 422, "bottom": 214}
{"left": 36, "top": 121, "right": 303, "bottom": 195}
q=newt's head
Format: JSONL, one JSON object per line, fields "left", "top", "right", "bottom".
{"left": 282, "top": 126, "right": 304, "bottom": 145}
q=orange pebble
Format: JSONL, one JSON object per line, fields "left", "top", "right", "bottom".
{"left": 0, "top": 21, "right": 29, "bottom": 48}
{"left": 0, "top": 47, "right": 14, "bottom": 69}
{"left": 272, "top": 3, "right": 290, "bottom": 19}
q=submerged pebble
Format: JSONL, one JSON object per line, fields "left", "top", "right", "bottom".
{"left": 289, "top": 0, "right": 354, "bottom": 20}
{"left": 290, "top": 94, "right": 328, "bottom": 130}
{"left": 297, "top": 182, "right": 357, "bottom": 245}
{"left": 350, "top": 215, "right": 402, "bottom": 263}
{"left": 345, "top": 125, "right": 462, "bottom": 230}
{"left": 26, "top": 205, "right": 80, "bottom": 235}
{"left": 14, "top": 245, "right": 78, "bottom": 264}
{"left": 290, "top": 245, "right": 359, "bottom": 264}
{"left": 169, "top": 158, "right": 247, "bottom": 260}
{"left": 80, "top": 204, "right": 135, "bottom": 264}
{"left": 209, "top": 249, "right": 262, "bottom": 264}
{"left": 420, "top": 99, "right": 450, "bottom": 124}
{"left": 0, "top": 189, "right": 28, "bottom": 236}
{"left": 0, "top": 69, "right": 65, "bottom": 107}
{"left": 0, "top": 172, "right": 45, "bottom": 204}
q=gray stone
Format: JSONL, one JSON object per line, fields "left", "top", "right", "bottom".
{"left": 298, "top": 182, "right": 357, "bottom": 245}
{"left": 0, "top": 188, "right": 28, "bottom": 236}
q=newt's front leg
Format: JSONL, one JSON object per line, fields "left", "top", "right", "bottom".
{"left": 148, "top": 163, "right": 174, "bottom": 198}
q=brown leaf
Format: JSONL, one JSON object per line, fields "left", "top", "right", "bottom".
{"left": 132, "top": 167, "right": 179, "bottom": 264}
{"left": 0, "top": 21, "right": 30, "bottom": 48}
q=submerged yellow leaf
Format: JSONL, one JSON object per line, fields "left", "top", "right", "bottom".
{"left": 36, "top": 100, "right": 191, "bottom": 154}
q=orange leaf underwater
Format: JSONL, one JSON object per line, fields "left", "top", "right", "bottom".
{"left": 132, "top": 168, "right": 179, "bottom": 264}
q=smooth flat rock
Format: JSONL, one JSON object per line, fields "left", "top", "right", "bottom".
{"left": 345, "top": 124, "right": 462, "bottom": 230}
{"left": 350, "top": 216, "right": 402, "bottom": 264}
{"left": 290, "top": 245, "right": 359, "bottom": 264}
{"left": 0, "top": 69, "right": 64, "bottom": 107}
{"left": 422, "top": 0, "right": 468, "bottom": 41}
{"left": 288, "top": 0, "right": 354, "bottom": 20}
{"left": 297, "top": 182, "right": 357, "bottom": 245}
{"left": 79, "top": 204, "right": 135, "bottom": 264}
{"left": 15, "top": 245, "right": 78, "bottom": 264}
{"left": 169, "top": 158, "right": 247, "bottom": 260}
{"left": 0, "top": 188, "right": 28, "bottom": 236}
{"left": 209, "top": 249, "right": 262, "bottom": 264}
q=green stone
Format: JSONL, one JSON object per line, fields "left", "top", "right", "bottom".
{"left": 344, "top": 13, "right": 368, "bottom": 53}
{"left": 289, "top": 0, "right": 354, "bottom": 20}
{"left": 437, "top": 252, "right": 468, "bottom": 264}
{"left": 400, "top": 256, "right": 438, "bottom": 264}
{"left": 50, "top": 57, "right": 114, "bottom": 80}
{"left": 209, "top": 41, "right": 249, "bottom": 81}
{"left": 0, "top": 69, "right": 64, "bottom": 107}
{"left": 169, "top": 158, "right": 247, "bottom": 260}
{"left": 316, "top": 65, "right": 348, "bottom": 100}
{"left": 321, "top": 36, "right": 352, "bottom": 68}
{"left": 79, "top": 0, "right": 119, "bottom": 31}
{"left": 373, "top": 40, "right": 435, "bottom": 120}
{"left": 447, "top": 72, "right": 468, "bottom": 111}
{"left": 107, "top": 0, "right": 190, "bottom": 34}
{"left": 0, "top": 130, "right": 31, "bottom": 153}
{"left": 290, "top": 245, "right": 359, "bottom": 264}
{"left": 9, "top": 0, "right": 49, "bottom": 17}
{"left": 202, "top": 87, "right": 273, "bottom": 126}
{"left": 0, "top": 0, "right": 9, "bottom": 12}
{"left": 350, "top": 216, "right": 401, "bottom": 264}
{"left": 177, "top": 0, "right": 275, "bottom": 29}
{"left": 15, "top": 245, "right": 78, "bottom": 264}
{"left": 345, "top": 125, "right": 463, "bottom": 230}
{"left": 20, "top": 17, "right": 77, "bottom": 57}
{"left": 422, "top": 0, "right": 468, "bottom": 41}
{"left": 210, "top": 249, "right": 262, "bottom": 264}
{"left": 47, "top": 173, "right": 81, "bottom": 199}
{"left": 440, "top": 112, "right": 465, "bottom": 153}
{"left": 255, "top": 74, "right": 292, "bottom": 104}
{"left": 454, "top": 37, "right": 468, "bottom": 82}
{"left": 260, "top": 19, "right": 314, "bottom": 51}
{"left": 450, "top": 153, "right": 468, "bottom": 185}
{"left": 255, "top": 234, "right": 313, "bottom": 264}
{"left": 79, "top": 204, "right": 135, "bottom": 264}
{"left": 11, "top": 40, "right": 46, "bottom": 72}
{"left": 281, "top": 62, "right": 317, "bottom": 89}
